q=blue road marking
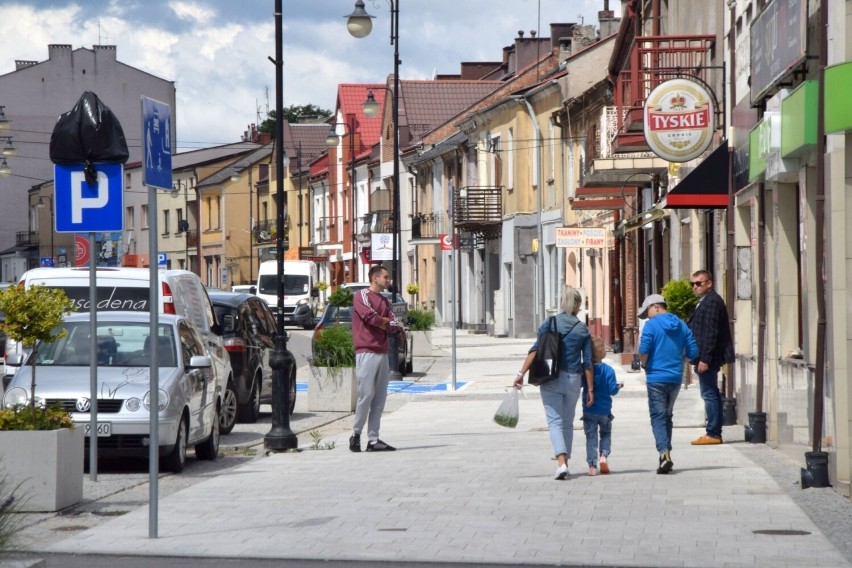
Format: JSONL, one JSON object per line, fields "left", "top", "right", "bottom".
{"left": 296, "top": 381, "right": 468, "bottom": 394}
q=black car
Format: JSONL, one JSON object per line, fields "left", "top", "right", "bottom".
{"left": 312, "top": 296, "right": 413, "bottom": 376}
{"left": 209, "top": 292, "right": 297, "bottom": 430}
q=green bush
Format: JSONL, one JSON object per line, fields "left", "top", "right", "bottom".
{"left": 311, "top": 325, "right": 355, "bottom": 368}
{"left": 327, "top": 286, "right": 353, "bottom": 308}
{"left": 0, "top": 405, "right": 74, "bottom": 431}
{"left": 661, "top": 279, "right": 699, "bottom": 321}
{"left": 406, "top": 308, "right": 436, "bottom": 331}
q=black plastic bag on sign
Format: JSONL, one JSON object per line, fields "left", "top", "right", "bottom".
{"left": 49, "top": 91, "right": 129, "bottom": 183}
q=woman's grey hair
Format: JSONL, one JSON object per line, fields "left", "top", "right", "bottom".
{"left": 559, "top": 285, "right": 582, "bottom": 315}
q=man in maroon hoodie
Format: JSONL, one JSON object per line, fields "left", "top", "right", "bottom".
{"left": 349, "top": 265, "right": 401, "bottom": 452}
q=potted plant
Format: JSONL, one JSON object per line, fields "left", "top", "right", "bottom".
{"left": 406, "top": 282, "right": 420, "bottom": 309}
{"left": 0, "top": 284, "right": 82, "bottom": 512}
{"left": 316, "top": 280, "right": 329, "bottom": 303}
{"left": 407, "top": 308, "right": 436, "bottom": 357}
{"left": 661, "top": 278, "right": 700, "bottom": 388}
{"left": 308, "top": 286, "right": 356, "bottom": 412}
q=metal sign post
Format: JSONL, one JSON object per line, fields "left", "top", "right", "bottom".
{"left": 141, "top": 95, "right": 172, "bottom": 539}
{"left": 54, "top": 162, "right": 124, "bottom": 481}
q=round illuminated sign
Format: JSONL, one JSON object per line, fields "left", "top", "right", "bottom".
{"left": 643, "top": 78, "right": 714, "bottom": 163}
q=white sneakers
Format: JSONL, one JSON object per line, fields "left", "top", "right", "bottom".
{"left": 554, "top": 464, "right": 569, "bottom": 480}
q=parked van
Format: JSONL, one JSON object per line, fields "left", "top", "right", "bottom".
{"left": 255, "top": 260, "right": 319, "bottom": 329}
{"left": 6, "top": 267, "right": 238, "bottom": 433}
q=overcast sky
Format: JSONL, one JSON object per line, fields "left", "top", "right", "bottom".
{"left": 1, "top": 0, "right": 606, "bottom": 152}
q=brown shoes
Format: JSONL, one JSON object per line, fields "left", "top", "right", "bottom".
{"left": 691, "top": 434, "right": 723, "bottom": 445}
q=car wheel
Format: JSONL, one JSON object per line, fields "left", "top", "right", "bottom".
{"left": 288, "top": 365, "right": 297, "bottom": 416}
{"left": 405, "top": 354, "right": 413, "bottom": 375}
{"left": 219, "top": 380, "right": 238, "bottom": 435}
{"left": 238, "top": 375, "right": 262, "bottom": 423}
{"left": 163, "top": 415, "right": 188, "bottom": 473}
{"left": 195, "top": 404, "right": 220, "bottom": 461}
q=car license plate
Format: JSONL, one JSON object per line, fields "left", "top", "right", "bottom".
{"left": 83, "top": 422, "right": 112, "bottom": 437}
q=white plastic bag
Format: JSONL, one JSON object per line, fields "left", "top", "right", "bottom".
{"left": 494, "top": 388, "right": 520, "bottom": 428}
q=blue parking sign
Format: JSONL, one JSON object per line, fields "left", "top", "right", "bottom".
{"left": 141, "top": 96, "right": 173, "bottom": 190}
{"left": 54, "top": 163, "right": 123, "bottom": 233}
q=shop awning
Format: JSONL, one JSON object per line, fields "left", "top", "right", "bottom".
{"left": 664, "top": 140, "right": 730, "bottom": 209}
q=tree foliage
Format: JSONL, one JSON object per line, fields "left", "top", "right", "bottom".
{"left": 661, "top": 279, "right": 699, "bottom": 322}
{"left": 258, "top": 104, "right": 333, "bottom": 137}
{"left": 0, "top": 285, "right": 75, "bottom": 418}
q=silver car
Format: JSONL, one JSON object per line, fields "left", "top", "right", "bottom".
{"left": 2, "top": 312, "right": 223, "bottom": 473}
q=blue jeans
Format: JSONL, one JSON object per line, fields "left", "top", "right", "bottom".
{"left": 539, "top": 370, "right": 583, "bottom": 458}
{"left": 582, "top": 413, "right": 612, "bottom": 467}
{"left": 697, "top": 367, "right": 723, "bottom": 438}
{"left": 647, "top": 382, "right": 680, "bottom": 453}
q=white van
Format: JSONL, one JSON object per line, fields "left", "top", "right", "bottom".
{"left": 255, "top": 260, "right": 319, "bottom": 329}
{"left": 6, "top": 267, "right": 236, "bottom": 430}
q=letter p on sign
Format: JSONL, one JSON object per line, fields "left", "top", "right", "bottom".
{"left": 70, "top": 170, "right": 110, "bottom": 222}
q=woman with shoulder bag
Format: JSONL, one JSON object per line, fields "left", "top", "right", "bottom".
{"left": 513, "top": 285, "right": 594, "bottom": 480}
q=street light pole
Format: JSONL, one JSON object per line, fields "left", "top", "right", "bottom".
{"left": 264, "top": 0, "right": 297, "bottom": 452}
{"left": 348, "top": 0, "right": 403, "bottom": 380}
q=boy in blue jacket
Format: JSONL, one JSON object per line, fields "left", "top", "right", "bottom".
{"left": 582, "top": 336, "right": 622, "bottom": 476}
{"left": 638, "top": 294, "right": 699, "bottom": 474}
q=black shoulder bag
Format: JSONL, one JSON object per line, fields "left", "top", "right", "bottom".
{"left": 528, "top": 317, "right": 579, "bottom": 386}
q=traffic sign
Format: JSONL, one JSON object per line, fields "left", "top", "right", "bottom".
{"left": 54, "top": 163, "right": 123, "bottom": 233}
{"left": 141, "top": 96, "right": 173, "bottom": 190}
{"left": 157, "top": 253, "right": 167, "bottom": 267}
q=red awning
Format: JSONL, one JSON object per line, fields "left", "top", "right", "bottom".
{"left": 664, "top": 141, "right": 730, "bottom": 209}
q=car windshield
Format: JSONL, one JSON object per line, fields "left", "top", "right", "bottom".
{"left": 258, "top": 274, "right": 310, "bottom": 296}
{"left": 323, "top": 305, "right": 353, "bottom": 324}
{"left": 34, "top": 322, "right": 178, "bottom": 368}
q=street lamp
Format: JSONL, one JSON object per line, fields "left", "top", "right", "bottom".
{"left": 37, "top": 195, "right": 54, "bottom": 265}
{"left": 347, "top": 0, "right": 403, "bottom": 379}
{"left": 1, "top": 137, "right": 16, "bottom": 157}
{"left": 0, "top": 106, "right": 9, "bottom": 131}
{"left": 264, "top": 0, "right": 298, "bottom": 452}
{"left": 326, "top": 119, "right": 359, "bottom": 282}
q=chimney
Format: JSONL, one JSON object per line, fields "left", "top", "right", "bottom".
{"left": 517, "top": 30, "right": 524, "bottom": 38}
{"left": 47, "top": 44, "right": 72, "bottom": 64}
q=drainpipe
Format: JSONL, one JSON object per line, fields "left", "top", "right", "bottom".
{"left": 802, "top": 0, "right": 829, "bottom": 488}
{"left": 516, "top": 96, "right": 545, "bottom": 324}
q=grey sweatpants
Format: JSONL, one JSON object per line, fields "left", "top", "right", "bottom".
{"left": 353, "top": 351, "right": 390, "bottom": 440}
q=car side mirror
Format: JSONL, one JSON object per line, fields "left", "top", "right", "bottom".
{"left": 311, "top": 288, "right": 320, "bottom": 298}
{"left": 221, "top": 314, "right": 236, "bottom": 334}
{"left": 250, "top": 286, "right": 257, "bottom": 295}
{"left": 5, "top": 353, "right": 23, "bottom": 366}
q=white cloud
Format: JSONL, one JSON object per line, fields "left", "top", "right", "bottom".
{"left": 170, "top": 1, "right": 216, "bottom": 25}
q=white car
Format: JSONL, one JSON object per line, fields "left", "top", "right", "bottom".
{"left": 3, "top": 312, "right": 223, "bottom": 473}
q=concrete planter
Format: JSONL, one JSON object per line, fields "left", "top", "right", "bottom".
{"left": 411, "top": 330, "right": 434, "bottom": 357}
{"left": 0, "top": 426, "right": 84, "bottom": 512}
{"left": 308, "top": 366, "right": 357, "bottom": 412}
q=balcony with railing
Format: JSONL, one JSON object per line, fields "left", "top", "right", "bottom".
{"left": 17, "top": 231, "right": 37, "bottom": 247}
{"left": 453, "top": 186, "right": 502, "bottom": 238}
{"left": 411, "top": 212, "right": 445, "bottom": 241}
{"left": 313, "top": 216, "right": 333, "bottom": 245}
{"left": 357, "top": 210, "right": 393, "bottom": 242}
{"left": 611, "top": 34, "right": 718, "bottom": 153}
{"left": 185, "top": 229, "right": 198, "bottom": 249}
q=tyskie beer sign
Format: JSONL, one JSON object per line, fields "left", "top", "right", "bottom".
{"left": 643, "top": 78, "right": 714, "bottom": 163}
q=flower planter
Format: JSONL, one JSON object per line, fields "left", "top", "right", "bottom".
{"left": 308, "top": 367, "right": 358, "bottom": 412}
{"left": 411, "top": 330, "right": 433, "bottom": 357}
{"left": 0, "top": 426, "right": 84, "bottom": 512}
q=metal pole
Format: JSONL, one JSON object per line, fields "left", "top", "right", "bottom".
{"left": 88, "top": 232, "right": 98, "bottom": 482}
{"left": 264, "top": 0, "right": 298, "bottom": 451}
{"left": 449, "top": 188, "right": 457, "bottom": 390}
{"left": 386, "top": 0, "right": 402, "bottom": 380}
{"left": 146, "top": 183, "right": 160, "bottom": 538}
{"left": 350, "top": 116, "right": 357, "bottom": 281}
